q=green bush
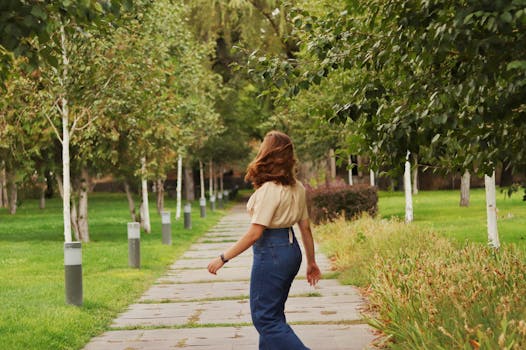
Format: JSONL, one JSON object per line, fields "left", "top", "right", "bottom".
{"left": 306, "top": 184, "right": 378, "bottom": 224}
{"left": 316, "top": 217, "right": 526, "bottom": 349}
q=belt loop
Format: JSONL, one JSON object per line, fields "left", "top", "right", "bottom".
{"left": 288, "top": 227, "right": 293, "bottom": 244}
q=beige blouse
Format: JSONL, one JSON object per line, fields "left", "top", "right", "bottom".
{"left": 247, "top": 181, "right": 309, "bottom": 228}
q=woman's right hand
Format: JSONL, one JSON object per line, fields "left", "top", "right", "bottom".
{"left": 306, "top": 262, "right": 321, "bottom": 286}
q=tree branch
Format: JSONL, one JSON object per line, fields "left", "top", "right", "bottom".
{"left": 43, "top": 112, "right": 63, "bottom": 144}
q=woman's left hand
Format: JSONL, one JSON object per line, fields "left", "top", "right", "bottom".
{"left": 207, "top": 257, "right": 225, "bottom": 275}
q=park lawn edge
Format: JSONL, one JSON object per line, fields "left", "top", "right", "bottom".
{"left": 0, "top": 193, "right": 233, "bottom": 350}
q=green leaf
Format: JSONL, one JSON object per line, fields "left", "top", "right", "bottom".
{"left": 30, "top": 5, "right": 48, "bottom": 20}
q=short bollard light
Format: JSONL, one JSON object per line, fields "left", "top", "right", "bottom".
{"left": 184, "top": 203, "right": 192, "bottom": 229}
{"left": 64, "top": 242, "right": 83, "bottom": 306}
{"left": 218, "top": 192, "right": 224, "bottom": 209}
{"left": 210, "top": 194, "right": 216, "bottom": 211}
{"left": 224, "top": 190, "right": 230, "bottom": 200}
{"left": 127, "top": 222, "right": 140, "bottom": 268}
{"left": 199, "top": 197, "right": 206, "bottom": 218}
{"left": 161, "top": 211, "right": 172, "bottom": 245}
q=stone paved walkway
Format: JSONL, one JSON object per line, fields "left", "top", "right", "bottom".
{"left": 82, "top": 204, "right": 375, "bottom": 350}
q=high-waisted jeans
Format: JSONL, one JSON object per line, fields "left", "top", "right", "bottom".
{"left": 250, "top": 227, "right": 310, "bottom": 350}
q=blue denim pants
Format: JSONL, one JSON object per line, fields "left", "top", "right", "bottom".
{"left": 250, "top": 227, "right": 310, "bottom": 350}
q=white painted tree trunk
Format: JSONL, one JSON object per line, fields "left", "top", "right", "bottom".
{"left": 348, "top": 156, "right": 353, "bottom": 185}
{"left": 57, "top": 23, "right": 73, "bottom": 243}
{"left": 141, "top": 157, "right": 151, "bottom": 234}
{"left": 370, "top": 169, "right": 375, "bottom": 187}
{"left": 404, "top": 153, "right": 413, "bottom": 223}
{"left": 176, "top": 155, "right": 182, "bottom": 220}
{"left": 412, "top": 156, "right": 419, "bottom": 195}
{"left": 485, "top": 172, "right": 500, "bottom": 248}
{"left": 199, "top": 160, "right": 205, "bottom": 200}
{"left": 123, "top": 181, "right": 137, "bottom": 222}
{"left": 460, "top": 170, "right": 471, "bottom": 207}
{"left": 77, "top": 167, "right": 89, "bottom": 242}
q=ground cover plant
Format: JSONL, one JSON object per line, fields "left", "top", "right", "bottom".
{"left": 0, "top": 193, "right": 227, "bottom": 350}
{"left": 316, "top": 189, "right": 526, "bottom": 349}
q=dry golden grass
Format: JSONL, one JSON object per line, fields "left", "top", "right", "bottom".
{"left": 315, "top": 216, "right": 526, "bottom": 349}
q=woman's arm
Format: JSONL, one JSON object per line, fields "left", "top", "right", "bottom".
{"left": 298, "top": 218, "right": 321, "bottom": 286}
{"left": 207, "top": 223, "right": 265, "bottom": 274}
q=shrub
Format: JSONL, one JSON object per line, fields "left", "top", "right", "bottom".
{"left": 316, "top": 216, "right": 526, "bottom": 349}
{"left": 306, "top": 184, "right": 378, "bottom": 224}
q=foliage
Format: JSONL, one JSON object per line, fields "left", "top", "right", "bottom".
{"left": 0, "top": 0, "right": 130, "bottom": 82}
{"left": 247, "top": 0, "right": 526, "bottom": 178}
{"left": 316, "top": 215, "right": 526, "bottom": 349}
{"left": 306, "top": 183, "right": 377, "bottom": 224}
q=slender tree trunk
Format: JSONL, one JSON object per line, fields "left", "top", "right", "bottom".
{"left": 176, "top": 155, "right": 182, "bottom": 220}
{"left": 56, "top": 174, "right": 64, "bottom": 199}
{"left": 485, "top": 171, "right": 500, "bottom": 248}
{"left": 70, "top": 195, "right": 80, "bottom": 241}
{"left": 199, "top": 160, "right": 205, "bottom": 200}
{"left": 39, "top": 185, "right": 46, "bottom": 209}
{"left": 184, "top": 159, "right": 195, "bottom": 201}
{"left": 348, "top": 156, "right": 353, "bottom": 185}
{"left": 404, "top": 152, "right": 413, "bottom": 223}
{"left": 357, "top": 156, "right": 364, "bottom": 177}
{"left": 214, "top": 166, "right": 219, "bottom": 197}
{"left": 141, "top": 157, "right": 151, "bottom": 233}
{"left": 329, "top": 148, "right": 336, "bottom": 180}
{"left": 7, "top": 170, "right": 17, "bottom": 215}
{"left": 412, "top": 156, "right": 419, "bottom": 195}
{"left": 123, "top": 180, "right": 137, "bottom": 222}
{"left": 460, "top": 170, "right": 471, "bottom": 207}
{"left": 500, "top": 160, "right": 514, "bottom": 187}
{"left": 220, "top": 166, "right": 224, "bottom": 194}
{"left": 209, "top": 160, "right": 214, "bottom": 197}
{"left": 0, "top": 161, "right": 7, "bottom": 208}
{"left": 156, "top": 178, "right": 165, "bottom": 214}
{"left": 59, "top": 23, "right": 72, "bottom": 243}
{"left": 77, "top": 167, "right": 89, "bottom": 242}
{"left": 370, "top": 169, "right": 375, "bottom": 187}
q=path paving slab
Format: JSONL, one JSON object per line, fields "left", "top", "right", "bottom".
{"left": 84, "top": 324, "right": 375, "bottom": 350}
{"left": 140, "top": 279, "right": 355, "bottom": 302}
{"left": 82, "top": 203, "right": 375, "bottom": 350}
{"left": 112, "top": 295, "right": 363, "bottom": 328}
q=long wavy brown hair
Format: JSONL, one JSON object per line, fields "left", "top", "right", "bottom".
{"left": 245, "top": 131, "right": 297, "bottom": 188}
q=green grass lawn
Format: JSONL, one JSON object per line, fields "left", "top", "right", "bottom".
{"left": 378, "top": 188, "right": 526, "bottom": 246}
{"left": 0, "top": 192, "right": 228, "bottom": 350}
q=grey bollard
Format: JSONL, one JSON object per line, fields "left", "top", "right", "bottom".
{"left": 218, "top": 192, "right": 224, "bottom": 209}
{"left": 210, "top": 195, "right": 216, "bottom": 211}
{"left": 128, "top": 222, "right": 140, "bottom": 268}
{"left": 64, "top": 242, "right": 83, "bottom": 306}
{"left": 184, "top": 203, "right": 192, "bottom": 229}
{"left": 161, "top": 211, "right": 172, "bottom": 245}
{"left": 224, "top": 190, "right": 230, "bottom": 201}
{"left": 199, "top": 197, "right": 206, "bottom": 218}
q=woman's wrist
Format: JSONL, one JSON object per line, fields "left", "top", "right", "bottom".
{"left": 220, "top": 253, "right": 229, "bottom": 263}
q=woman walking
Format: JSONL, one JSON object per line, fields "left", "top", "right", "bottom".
{"left": 208, "top": 130, "right": 321, "bottom": 350}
